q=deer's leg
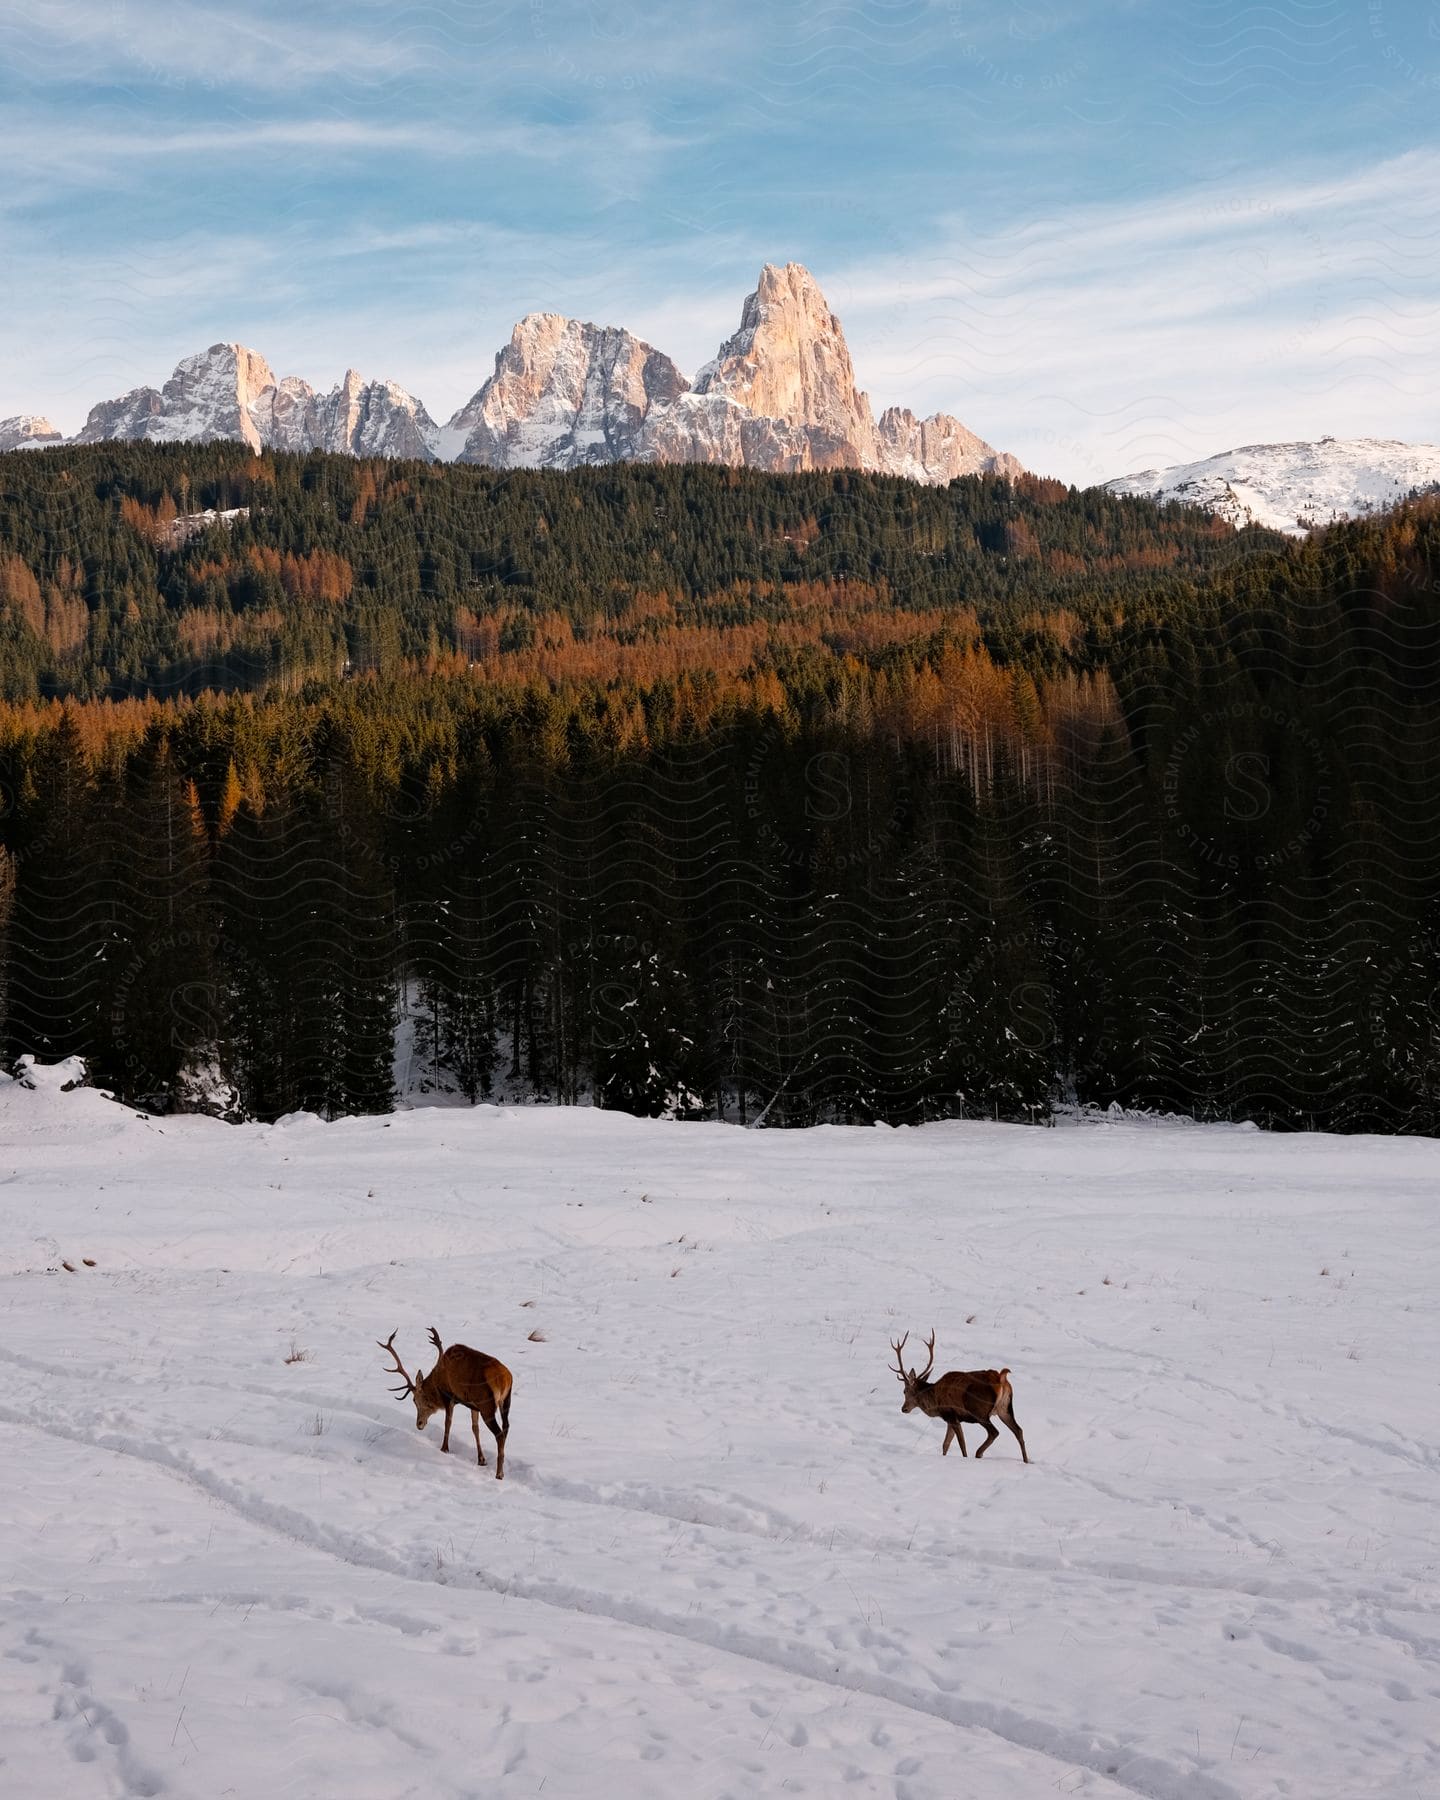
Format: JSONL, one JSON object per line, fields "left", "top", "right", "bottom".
{"left": 941, "top": 1421, "right": 955, "bottom": 1455}
{"left": 973, "top": 1417, "right": 1000, "bottom": 1458}
{"left": 440, "top": 1399, "right": 454, "bottom": 1453}
{"left": 478, "top": 1396, "right": 506, "bottom": 1480}
{"left": 496, "top": 1390, "right": 510, "bottom": 1481}
{"left": 470, "top": 1408, "right": 487, "bottom": 1467}
{"left": 945, "top": 1413, "right": 967, "bottom": 1456}
{"left": 1001, "top": 1404, "right": 1029, "bottom": 1464}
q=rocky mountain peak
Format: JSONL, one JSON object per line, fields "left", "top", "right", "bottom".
{"left": 0, "top": 414, "right": 63, "bottom": 452}
{"left": 73, "top": 346, "right": 436, "bottom": 460}
{"left": 74, "top": 342, "right": 281, "bottom": 450}
{"left": 15, "top": 263, "right": 1021, "bottom": 486}
{"left": 162, "top": 343, "right": 278, "bottom": 449}
{"left": 444, "top": 314, "right": 689, "bottom": 469}
{"left": 876, "top": 405, "right": 1024, "bottom": 485}
{"left": 693, "top": 261, "right": 877, "bottom": 458}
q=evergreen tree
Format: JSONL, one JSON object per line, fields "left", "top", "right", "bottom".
{"left": 90, "top": 731, "right": 215, "bottom": 1105}
{"left": 5, "top": 712, "right": 104, "bottom": 1064}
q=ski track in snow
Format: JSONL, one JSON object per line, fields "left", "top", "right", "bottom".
{"left": 1, "top": 1406, "right": 1218, "bottom": 1800}
{"left": 1, "top": 1065, "right": 1437, "bottom": 1798}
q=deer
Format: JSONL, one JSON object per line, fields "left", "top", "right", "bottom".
{"left": 379, "top": 1327, "right": 513, "bottom": 1479}
{"left": 890, "top": 1330, "right": 1028, "bottom": 1463}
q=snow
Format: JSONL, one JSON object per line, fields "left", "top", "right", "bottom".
{"left": 72, "top": 345, "right": 439, "bottom": 461}
{"left": 158, "top": 507, "right": 250, "bottom": 549}
{"left": 173, "top": 507, "right": 248, "bottom": 527}
{"left": 0, "top": 414, "right": 63, "bottom": 452}
{"left": 427, "top": 421, "right": 472, "bottom": 464}
{"left": 443, "top": 314, "right": 683, "bottom": 470}
{"left": 1105, "top": 437, "right": 1440, "bottom": 535}
{"left": 2, "top": 1062, "right": 1437, "bottom": 1799}
{"left": 25, "top": 267, "right": 1015, "bottom": 482}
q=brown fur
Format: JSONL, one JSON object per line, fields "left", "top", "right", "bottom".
{"left": 890, "top": 1332, "right": 1029, "bottom": 1462}
{"left": 379, "top": 1327, "right": 513, "bottom": 1479}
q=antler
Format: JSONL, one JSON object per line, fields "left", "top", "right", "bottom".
{"left": 427, "top": 1326, "right": 444, "bottom": 1357}
{"left": 916, "top": 1329, "right": 936, "bottom": 1383}
{"left": 889, "top": 1332, "right": 910, "bottom": 1382}
{"left": 377, "top": 1329, "right": 414, "bottom": 1399}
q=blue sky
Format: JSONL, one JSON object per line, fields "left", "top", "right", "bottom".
{"left": 2, "top": 0, "right": 1437, "bottom": 480}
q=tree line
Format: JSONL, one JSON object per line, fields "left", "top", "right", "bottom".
{"left": 0, "top": 442, "right": 1249, "bottom": 701}
{"left": 1, "top": 445, "right": 1438, "bottom": 1130}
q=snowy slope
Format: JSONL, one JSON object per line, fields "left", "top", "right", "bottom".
{"left": 1105, "top": 437, "right": 1440, "bottom": 535}
{"left": 1, "top": 1062, "right": 1436, "bottom": 1800}
{"left": 0, "top": 414, "right": 62, "bottom": 451}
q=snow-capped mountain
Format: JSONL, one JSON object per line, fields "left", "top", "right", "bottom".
{"left": 14, "top": 265, "right": 1018, "bottom": 486}
{"left": 18, "top": 296, "right": 1438, "bottom": 524}
{"left": 875, "top": 406, "right": 1021, "bottom": 486}
{"left": 443, "top": 313, "right": 688, "bottom": 468}
{"left": 442, "top": 263, "right": 1019, "bottom": 480}
{"left": 631, "top": 262, "right": 1023, "bottom": 482}
{"left": 659, "top": 260, "right": 883, "bottom": 470}
{"left": 268, "top": 367, "right": 440, "bottom": 461}
{"left": 76, "top": 344, "right": 281, "bottom": 450}
{"left": 1105, "top": 438, "right": 1440, "bottom": 536}
{"left": 72, "top": 343, "right": 438, "bottom": 460}
{"left": 0, "top": 414, "right": 63, "bottom": 452}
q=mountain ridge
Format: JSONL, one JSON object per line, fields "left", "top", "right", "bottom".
{"left": 67, "top": 342, "right": 441, "bottom": 462}
{"left": 4, "top": 263, "right": 1020, "bottom": 487}
{"left": 11, "top": 278, "right": 1436, "bottom": 532}
{"left": 0, "top": 414, "right": 64, "bottom": 452}
{"left": 1105, "top": 436, "right": 1440, "bottom": 536}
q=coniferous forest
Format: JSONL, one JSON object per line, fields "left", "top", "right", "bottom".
{"left": 1, "top": 441, "right": 1438, "bottom": 1129}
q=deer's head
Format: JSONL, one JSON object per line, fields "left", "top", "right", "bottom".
{"left": 890, "top": 1330, "right": 936, "bottom": 1412}
{"left": 379, "top": 1329, "right": 441, "bottom": 1431}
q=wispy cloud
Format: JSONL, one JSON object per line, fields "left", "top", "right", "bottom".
{"left": 6, "top": 147, "right": 1439, "bottom": 480}
{"left": 825, "top": 149, "right": 1440, "bottom": 480}
{"left": 3, "top": 4, "right": 1438, "bottom": 479}
{"left": 0, "top": 0, "right": 428, "bottom": 91}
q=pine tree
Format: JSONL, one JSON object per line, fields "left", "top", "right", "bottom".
{"left": 0, "top": 845, "right": 14, "bottom": 1049}
{"left": 90, "top": 733, "right": 215, "bottom": 1105}
{"left": 6, "top": 712, "right": 104, "bottom": 1065}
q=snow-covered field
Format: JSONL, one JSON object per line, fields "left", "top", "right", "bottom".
{"left": 1, "top": 1064, "right": 1437, "bottom": 1800}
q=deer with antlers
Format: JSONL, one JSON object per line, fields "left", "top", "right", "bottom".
{"left": 889, "top": 1330, "right": 1029, "bottom": 1462}
{"left": 379, "top": 1328, "right": 513, "bottom": 1479}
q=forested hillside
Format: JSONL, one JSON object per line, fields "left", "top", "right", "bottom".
{"left": 1, "top": 445, "right": 1437, "bottom": 1130}
{"left": 0, "top": 442, "right": 1256, "bottom": 700}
